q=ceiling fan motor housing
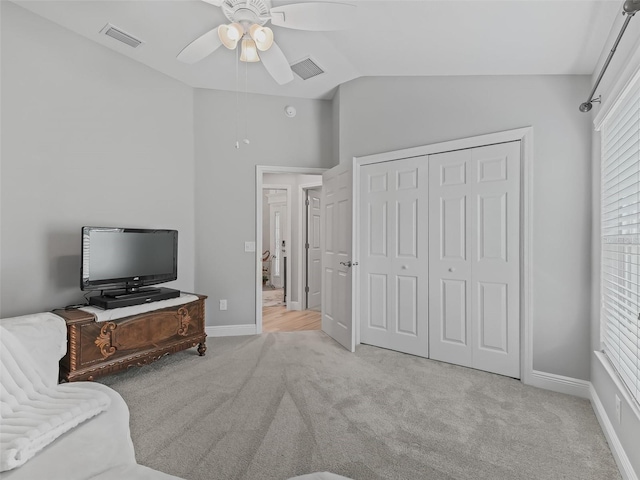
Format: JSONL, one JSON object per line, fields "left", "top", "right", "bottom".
{"left": 222, "top": 0, "right": 271, "bottom": 27}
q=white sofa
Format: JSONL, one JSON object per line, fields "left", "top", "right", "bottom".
{"left": 0, "top": 312, "right": 181, "bottom": 480}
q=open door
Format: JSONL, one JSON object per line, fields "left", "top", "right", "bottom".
{"left": 306, "top": 187, "right": 322, "bottom": 311}
{"left": 321, "top": 161, "right": 355, "bottom": 352}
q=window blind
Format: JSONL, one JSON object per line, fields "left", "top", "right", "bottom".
{"left": 601, "top": 73, "right": 640, "bottom": 405}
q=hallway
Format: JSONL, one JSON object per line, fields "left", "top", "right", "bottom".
{"left": 262, "top": 307, "right": 321, "bottom": 332}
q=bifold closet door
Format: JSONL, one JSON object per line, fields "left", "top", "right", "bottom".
{"left": 359, "top": 156, "right": 429, "bottom": 357}
{"left": 428, "top": 142, "right": 521, "bottom": 378}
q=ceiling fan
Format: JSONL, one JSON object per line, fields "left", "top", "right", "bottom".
{"left": 177, "top": 0, "right": 356, "bottom": 85}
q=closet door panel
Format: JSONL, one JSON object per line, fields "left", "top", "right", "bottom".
{"left": 429, "top": 142, "right": 520, "bottom": 378}
{"left": 429, "top": 149, "right": 473, "bottom": 368}
{"left": 471, "top": 142, "right": 520, "bottom": 378}
{"left": 359, "top": 157, "right": 428, "bottom": 357}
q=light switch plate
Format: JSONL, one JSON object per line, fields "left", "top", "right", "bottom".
{"left": 244, "top": 241, "right": 256, "bottom": 252}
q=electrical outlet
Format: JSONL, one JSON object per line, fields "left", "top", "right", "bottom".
{"left": 244, "top": 241, "right": 256, "bottom": 252}
{"left": 219, "top": 299, "right": 227, "bottom": 311}
{"left": 615, "top": 394, "right": 621, "bottom": 424}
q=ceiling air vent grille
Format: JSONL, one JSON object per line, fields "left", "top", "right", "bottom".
{"left": 100, "top": 24, "right": 144, "bottom": 48}
{"left": 290, "top": 57, "right": 324, "bottom": 80}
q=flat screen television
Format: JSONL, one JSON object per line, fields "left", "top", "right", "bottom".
{"left": 81, "top": 226, "right": 178, "bottom": 295}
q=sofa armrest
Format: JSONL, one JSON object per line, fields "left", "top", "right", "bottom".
{"left": 0, "top": 312, "right": 67, "bottom": 386}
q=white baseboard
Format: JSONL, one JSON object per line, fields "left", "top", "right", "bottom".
{"left": 527, "top": 370, "right": 591, "bottom": 399}
{"left": 590, "top": 384, "right": 638, "bottom": 480}
{"left": 205, "top": 324, "right": 257, "bottom": 337}
{"left": 289, "top": 301, "right": 301, "bottom": 311}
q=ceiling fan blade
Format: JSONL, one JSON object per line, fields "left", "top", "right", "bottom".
{"left": 260, "top": 42, "right": 294, "bottom": 85}
{"left": 201, "top": 0, "right": 224, "bottom": 6}
{"left": 177, "top": 28, "right": 223, "bottom": 64}
{"left": 269, "top": 2, "right": 356, "bottom": 31}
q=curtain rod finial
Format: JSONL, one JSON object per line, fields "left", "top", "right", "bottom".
{"left": 579, "top": 102, "right": 593, "bottom": 113}
{"left": 579, "top": 96, "right": 601, "bottom": 113}
{"left": 624, "top": 0, "right": 640, "bottom": 15}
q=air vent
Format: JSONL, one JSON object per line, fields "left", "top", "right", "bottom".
{"left": 290, "top": 57, "right": 325, "bottom": 80}
{"left": 100, "top": 24, "right": 144, "bottom": 48}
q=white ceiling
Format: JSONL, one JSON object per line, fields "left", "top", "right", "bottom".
{"left": 13, "top": 0, "right": 621, "bottom": 100}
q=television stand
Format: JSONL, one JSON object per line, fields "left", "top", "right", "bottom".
{"left": 89, "top": 287, "right": 180, "bottom": 309}
{"left": 55, "top": 293, "right": 207, "bottom": 382}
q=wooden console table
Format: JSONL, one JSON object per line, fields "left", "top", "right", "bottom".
{"left": 54, "top": 294, "right": 207, "bottom": 382}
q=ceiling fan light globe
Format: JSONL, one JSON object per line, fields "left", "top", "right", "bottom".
{"left": 228, "top": 24, "right": 242, "bottom": 41}
{"left": 249, "top": 24, "right": 274, "bottom": 51}
{"left": 240, "top": 38, "right": 260, "bottom": 62}
{"left": 218, "top": 23, "right": 243, "bottom": 49}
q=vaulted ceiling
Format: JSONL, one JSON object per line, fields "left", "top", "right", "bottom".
{"left": 13, "top": 0, "right": 621, "bottom": 99}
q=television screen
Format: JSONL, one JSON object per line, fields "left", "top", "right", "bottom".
{"left": 81, "top": 227, "right": 178, "bottom": 292}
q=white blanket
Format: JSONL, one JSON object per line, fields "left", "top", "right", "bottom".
{"left": 0, "top": 326, "right": 111, "bottom": 472}
{"left": 80, "top": 293, "right": 199, "bottom": 322}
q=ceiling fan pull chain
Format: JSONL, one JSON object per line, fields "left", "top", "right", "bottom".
{"left": 235, "top": 46, "right": 240, "bottom": 149}
{"left": 244, "top": 59, "right": 250, "bottom": 145}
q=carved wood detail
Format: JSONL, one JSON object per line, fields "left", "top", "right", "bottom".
{"left": 56, "top": 294, "right": 207, "bottom": 382}
{"left": 95, "top": 322, "right": 117, "bottom": 359}
{"left": 69, "top": 324, "right": 79, "bottom": 370}
{"left": 177, "top": 307, "right": 191, "bottom": 336}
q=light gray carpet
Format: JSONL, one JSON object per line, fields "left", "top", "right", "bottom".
{"left": 99, "top": 331, "right": 620, "bottom": 480}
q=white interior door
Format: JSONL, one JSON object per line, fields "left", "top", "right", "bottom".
{"left": 359, "top": 157, "right": 429, "bottom": 357}
{"left": 428, "top": 142, "right": 521, "bottom": 378}
{"left": 306, "top": 187, "right": 322, "bottom": 311}
{"left": 322, "top": 162, "right": 354, "bottom": 351}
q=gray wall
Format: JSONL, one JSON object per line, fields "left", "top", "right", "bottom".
{"left": 589, "top": 12, "right": 640, "bottom": 476}
{"left": 0, "top": 2, "right": 195, "bottom": 316}
{"left": 337, "top": 75, "right": 593, "bottom": 381}
{"left": 194, "top": 89, "right": 333, "bottom": 327}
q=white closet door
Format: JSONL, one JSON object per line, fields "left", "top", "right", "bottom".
{"left": 428, "top": 149, "right": 473, "bottom": 368}
{"left": 322, "top": 162, "right": 355, "bottom": 352}
{"left": 307, "top": 187, "right": 322, "bottom": 311}
{"left": 429, "top": 142, "right": 521, "bottom": 378}
{"left": 359, "top": 156, "right": 429, "bottom": 357}
{"left": 471, "top": 143, "right": 521, "bottom": 377}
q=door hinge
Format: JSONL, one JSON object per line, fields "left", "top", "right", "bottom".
{"left": 305, "top": 286, "right": 310, "bottom": 293}
{"left": 305, "top": 199, "right": 310, "bottom": 206}
{"left": 305, "top": 243, "right": 310, "bottom": 249}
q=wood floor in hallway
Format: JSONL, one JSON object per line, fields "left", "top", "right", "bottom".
{"left": 262, "top": 306, "right": 321, "bottom": 332}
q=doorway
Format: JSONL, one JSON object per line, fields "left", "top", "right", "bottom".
{"left": 255, "top": 166, "right": 327, "bottom": 334}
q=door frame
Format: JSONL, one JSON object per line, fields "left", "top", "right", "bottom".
{"left": 255, "top": 166, "right": 327, "bottom": 334}
{"left": 299, "top": 181, "right": 323, "bottom": 310}
{"left": 352, "top": 127, "right": 533, "bottom": 384}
